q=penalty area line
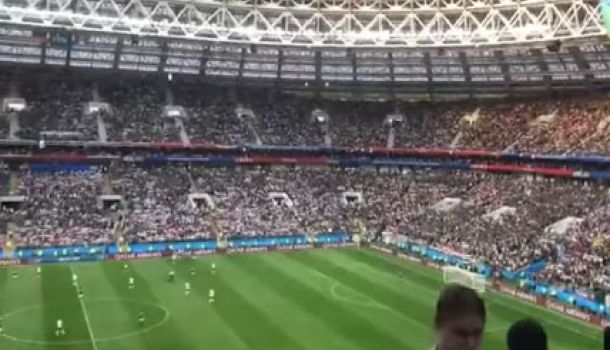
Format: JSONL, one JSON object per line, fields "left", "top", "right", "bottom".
{"left": 69, "top": 265, "right": 99, "bottom": 350}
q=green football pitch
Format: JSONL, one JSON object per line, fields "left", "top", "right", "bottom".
{"left": 0, "top": 248, "right": 602, "bottom": 350}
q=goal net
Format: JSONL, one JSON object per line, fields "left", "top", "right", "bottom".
{"left": 442, "top": 266, "right": 486, "bottom": 293}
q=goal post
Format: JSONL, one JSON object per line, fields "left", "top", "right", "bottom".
{"left": 442, "top": 266, "right": 486, "bottom": 293}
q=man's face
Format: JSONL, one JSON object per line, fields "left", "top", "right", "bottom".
{"left": 437, "top": 314, "right": 485, "bottom": 350}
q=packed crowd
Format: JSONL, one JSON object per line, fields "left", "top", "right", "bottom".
{"left": 0, "top": 164, "right": 607, "bottom": 294}
{"left": 4, "top": 72, "right": 610, "bottom": 154}
{"left": 17, "top": 75, "right": 97, "bottom": 141}
{"left": 172, "top": 84, "right": 252, "bottom": 145}
{"left": 101, "top": 77, "right": 177, "bottom": 142}
{"left": 1, "top": 71, "right": 609, "bottom": 297}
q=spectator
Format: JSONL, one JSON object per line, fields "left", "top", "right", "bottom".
{"left": 434, "top": 284, "right": 486, "bottom": 350}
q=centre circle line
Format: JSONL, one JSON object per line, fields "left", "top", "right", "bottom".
{"left": 0, "top": 298, "right": 170, "bottom": 345}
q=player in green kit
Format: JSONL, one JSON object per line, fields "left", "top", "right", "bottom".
{"left": 138, "top": 311, "right": 145, "bottom": 326}
{"left": 211, "top": 262, "right": 216, "bottom": 275}
{"left": 168, "top": 270, "right": 175, "bottom": 282}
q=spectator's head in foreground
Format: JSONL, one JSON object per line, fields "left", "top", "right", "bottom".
{"left": 435, "top": 284, "right": 486, "bottom": 350}
{"left": 506, "top": 319, "right": 547, "bottom": 350}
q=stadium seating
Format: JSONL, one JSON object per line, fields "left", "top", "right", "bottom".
{"left": 4, "top": 71, "right": 609, "bottom": 153}
{"left": 0, "top": 70, "right": 608, "bottom": 306}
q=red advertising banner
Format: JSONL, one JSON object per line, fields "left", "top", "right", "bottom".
{"left": 493, "top": 283, "right": 603, "bottom": 328}
{"left": 372, "top": 246, "right": 609, "bottom": 330}
{"left": 396, "top": 253, "right": 422, "bottom": 264}
{"left": 370, "top": 245, "right": 394, "bottom": 255}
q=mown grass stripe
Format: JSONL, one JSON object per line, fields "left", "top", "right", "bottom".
{"left": 269, "top": 251, "right": 434, "bottom": 347}
{"left": 157, "top": 256, "right": 253, "bottom": 350}
{"left": 218, "top": 254, "right": 363, "bottom": 350}
{"left": 101, "top": 260, "right": 194, "bottom": 350}
{"left": 68, "top": 265, "right": 98, "bottom": 350}
{"left": 289, "top": 250, "right": 434, "bottom": 329}
{"left": 174, "top": 256, "right": 310, "bottom": 350}
{"left": 239, "top": 253, "right": 411, "bottom": 350}
{"left": 40, "top": 264, "right": 93, "bottom": 350}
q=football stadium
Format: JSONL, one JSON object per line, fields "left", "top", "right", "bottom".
{"left": 0, "top": 0, "right": 608, "bottom": 349}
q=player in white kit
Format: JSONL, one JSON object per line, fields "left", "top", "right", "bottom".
{"left": 168, "top": 270, "right": 175, "bottom": 282}
{"left": 185, "top": 282, "right": 191, "bottom": 296}
{"left": 72, "top": 273, "right": 78, "bottom": 286}
{"left": 211, "top": 263, "right": 216, "bottom": 275}
{"left": 128, "top": 277, "right": 135, "bottom": 290}
{"left": 55, "top": 319, "right": 66, "bottom": 336}
{"left": 208, "top": 288, "right": 215, "bottom": 303}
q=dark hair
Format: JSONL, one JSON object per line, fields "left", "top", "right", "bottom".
{"left": 506, "top": 319, "right": 547, "bottom": 350}
{"left": 435, "top": 284, "right": 486, "bottom": 329}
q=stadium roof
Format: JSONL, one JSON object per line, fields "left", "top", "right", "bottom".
{"left": 0, "top": 0, "right": 608, "bottom": 97}
{"left": 0, "top": 0, "right": 604, "bottom": 47}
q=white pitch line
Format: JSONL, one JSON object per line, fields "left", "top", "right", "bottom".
{"left": 69, "top": 265, "right": 99, "bottom": 350}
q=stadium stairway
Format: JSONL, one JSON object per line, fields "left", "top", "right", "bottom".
{"left": 2, "top": 166, "right": 21, "bottom": 257}
{"left": 387, "top": 125, "right": 396, "bottom": 148}
{"left": 96, "top": 113, "right": 108, "bottom": 142}
{"left": 450, "top": 131, "right": 463, "bottom": 149}
{"left": 176, "top": 118, "right": 191, "bottom": 145}
{"left": 8, "top": 167, "right": 20, "bottom": 196}
{"left": 164, "top": 85, "right": 191, "bottom": 145}
{"left": 91, "top": 83, "right": 109, "bottom": 142}
{"left": 102, "top": 162, "right": 128, "bottom": 248}
{"left": 165, "top": 85, "right": 174, "bottom": 105}
{"left": 7, "top": 78, "right": 20, "bottom": 139}
{"left": 323, "top": 124, "right": 332, "bottom": 147}
{"left": 246, "top": 119, "right": 262, "bottom": 145}
{"left": 237, "top": 107, "right": 262, "bottom": 145}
